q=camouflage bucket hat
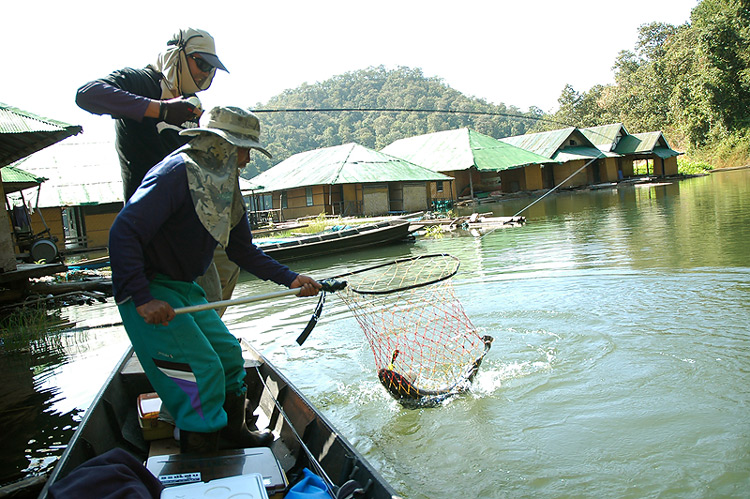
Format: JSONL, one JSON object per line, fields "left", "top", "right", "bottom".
{"left": 180, "top": 106, "right": 272, "bottom": 158}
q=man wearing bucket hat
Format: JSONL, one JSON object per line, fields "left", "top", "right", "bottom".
{"left": 109, "top": 106, "right": 322, "bottom": 453}
{"left": 77, "top": 28, "right": 239, "bottom": 315}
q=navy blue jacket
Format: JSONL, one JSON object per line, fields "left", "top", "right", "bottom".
{"left": 109, "top": 152, "right": 297, "bottom": 306}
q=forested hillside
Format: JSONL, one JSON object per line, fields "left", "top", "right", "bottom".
{"left": 546, "top": 0, "right": 749, "bottom": 167}
{"left": 247, "top": 66, "right": 543, "bottom": 176}
{"left": 245, "top": 0, "right": 748, "bottom": 177}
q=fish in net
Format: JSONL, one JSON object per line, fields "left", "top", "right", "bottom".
{"left": 332, "top": 253, "right": 493, "bottom": 408}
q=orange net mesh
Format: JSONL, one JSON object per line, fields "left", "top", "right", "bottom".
{"left": 336, "top": 254, "right": 492, "bottom": 406}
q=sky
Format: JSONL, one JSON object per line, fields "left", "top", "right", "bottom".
{"left": 5, "top": 0, "right": 699, "bottom": 143}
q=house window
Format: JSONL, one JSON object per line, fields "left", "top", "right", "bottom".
{"left": 250, "top": 194, "right": 272, "bottom": 211}
{"left": 436, "top": 181, "right": 444, "bottom": 193}
{"left": 281, "top": 191, "right": 288, "bottom": 209}
{"left": 306, "top": 187, "right": 313, "bottom": 206}
{"left": 261, "top": 194, "right": 272, "bottom": 210}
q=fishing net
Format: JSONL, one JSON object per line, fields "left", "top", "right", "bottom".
{"left": 333, "top": 254, "right": 492, "bottom": 407}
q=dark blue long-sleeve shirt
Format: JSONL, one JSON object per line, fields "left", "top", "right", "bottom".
{"left": 109, "top": 152, "right": 297, "bottom": 306}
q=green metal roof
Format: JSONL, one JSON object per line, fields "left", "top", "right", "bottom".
{"left": 1, "top": 165, "right": 47, "bottom": 193}
{"left": 381, "top": 127, "right": 556, "bottom": 173}
{"left": 614, "top": 131, "right": 680, "bottom": 157}
{"left": 652, "top": 147, "right": 681, "bottom": 159}
{"left": 248, "top": 143, "right": 451, "bottom": 193}
{"left": 0, "top": 102, "right": 82, "bottom": 168}
{"left": 499, "top": 127, "right": 580, "bottom": 158}
{"left": 552, "top": 146, "right": 607, "bottom": 162}
{"left": 11, "top": 139, "right": 124, "bottom": 207}
{"left": 581, "top": 123, "right": 629, "bottom": 152}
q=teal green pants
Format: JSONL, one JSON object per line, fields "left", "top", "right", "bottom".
{"left": 118, "top": 275, "right": 246, "bottom": 432}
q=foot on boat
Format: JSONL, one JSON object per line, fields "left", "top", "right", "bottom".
{"left": 219, "top": 389, "right": 274, "bottom": 448}
{"left": 179, "top": 430, "right": 220, "bottom": 453}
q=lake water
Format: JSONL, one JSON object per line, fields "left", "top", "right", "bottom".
{"left": 2, "top": 170, "right": 749, "bottom": 498}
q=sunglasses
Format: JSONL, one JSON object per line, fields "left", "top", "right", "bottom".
{"left": 189, "top": 54, "right": 214, "bottom": 73}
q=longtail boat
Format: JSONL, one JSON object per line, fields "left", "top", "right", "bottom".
{"left": 37, "top": 340, "right": 401, "bottom": 498}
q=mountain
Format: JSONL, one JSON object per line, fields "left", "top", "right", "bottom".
{"left": 244, "top": 65, "right": 542, "bottom": 177}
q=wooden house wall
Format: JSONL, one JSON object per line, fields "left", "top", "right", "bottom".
{"left": 554, "top": 160, "right": 589, "bottom": 188}
{"left": 273, "top": 186, "right": 326, "bottom": 220}
{"left": 22, "top": 205, "right": 119, "bottom": 252}
{"left": 451, "top": 169, "right": 483, "bottom": 198}
{"left": 526, "top": 164, "right": 544, "bottom": 190}
{"left": 585, "top": 158, "right": 620, "bottom": 184}
{"left": 326, "top": 185, "right": 343, "bottom": 215}
{"left": 499, "top": 165, "right": 543, "bottom": 192}
{"left": 0, "top": 183, "right": 18, "bottom": 272}
{"left": 618, "top": 157, "right": 635, "bottom": 178}
{"left": 602, "top": 158, "right": 619, "bottom": 182}
{"left": 33, "top": 208, "right": 65, "bottom": 246}
{"left": 341, "top": 184, "right": 362, "bottom": 216}
{"left": 429, "top": 180, "right": 453, "bottom": 202}
{"left": 263, "top": 179, "right": 445, "bottom": 219}
{"left": 388, "top": 183, "right": 404, "bottom": 212}
{"left": 443, "top": 171, "right": 462, "bottom": 199}
{"left": 362, "top": 184, "right": 389, "bottom": 215}
{"left": 84, "top": 210, "right": 118, "bottom": 249}
{"left": 658, "top": 156, "right": 678, "bottom": 176}
{"left": 402, "top": 183, "right": 430, "bottom": 212}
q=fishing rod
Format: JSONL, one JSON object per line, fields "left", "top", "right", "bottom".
{"left": 251, "top": 106, "right": 576, "bottom": 129}
{"left": 476, "top": 156, "right": 600, "bottom": 241}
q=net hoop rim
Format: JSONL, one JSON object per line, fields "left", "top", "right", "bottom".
{"left": 333, "top": 253, "right": 460, "bottom": 295}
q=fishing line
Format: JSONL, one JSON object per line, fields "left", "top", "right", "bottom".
{"left": 251, "top": 107, "right": 575, "bottom": 129}
{"left": 477, "top": 156, "right": 599, "bottom": 241}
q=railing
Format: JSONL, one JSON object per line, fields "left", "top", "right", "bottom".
{"left": 248, "top": 209, "right": 283, "bottom": 228}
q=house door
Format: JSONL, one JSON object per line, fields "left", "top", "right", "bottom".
{"left": 542, "top": 165, "right": 555, "bottom": 189}
{"left": 592, "top": 160, "right": 602, "bottom": 184}
{"left": 63, "top": 207, "right": 87, "bottom": 249}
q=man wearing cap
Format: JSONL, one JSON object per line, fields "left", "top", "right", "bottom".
{"left": 109, "top": 106, "right": 322, "bottom": 453}
{"left": 77, "top": 28, "right": 239, "bottom": 313}
{"left": 76, "top": 27, "right": 228, "bottom": 201}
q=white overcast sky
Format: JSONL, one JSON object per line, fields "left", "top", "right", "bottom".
{"left": 5, "top": 0, "right": 698, "bottom": 142}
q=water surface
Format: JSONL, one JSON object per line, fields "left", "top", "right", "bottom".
{"left": 3, "top": 170, "right": 749, "bottom": 497}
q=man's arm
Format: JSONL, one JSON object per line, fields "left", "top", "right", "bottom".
{"left": 76, "top": 69, "right": 196, "bottom": 124}
{"left": 76, "top": 80, "right": 157, "bottom": 121}
{"left": 226, "top": 217, "right": 321, "bottom": 295}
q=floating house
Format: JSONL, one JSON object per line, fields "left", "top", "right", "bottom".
{"left": 499, "top": 127, "right": 608, "bottom": 188}
{"left": 248, "top": 143, "right": 452, "bottom": 219}
{"left": 381, "top": 127, "right": 557, "bottom": 199}
{"left": 1, "top": 102, "right": 81, "bottom": 271}
{"left": 581, "top": 124, "right": 681, "bottom": 178}
{"left": 10, "top": 139, "right": 124, "bottom": 252}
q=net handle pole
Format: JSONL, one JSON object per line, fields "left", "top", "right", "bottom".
{"left": 174, "top": 288, "right": 301, "bottom": 315}
{"left": 173, "top": 279, "right": 346, "bottom": 316}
